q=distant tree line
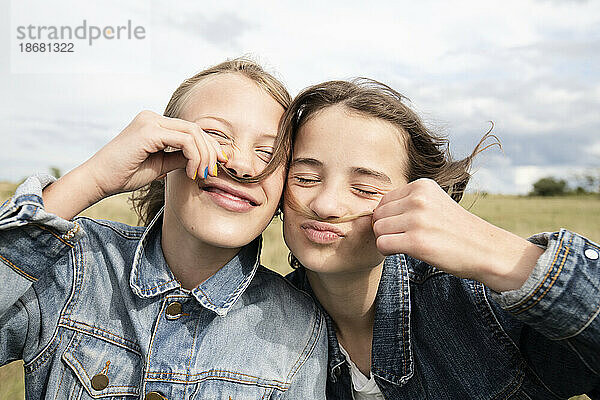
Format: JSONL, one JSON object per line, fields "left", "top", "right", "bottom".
{"left": 530, "top": 170, "right": 600, "bottom": 196}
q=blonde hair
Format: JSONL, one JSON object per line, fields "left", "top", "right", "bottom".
{"left": 130, "top": 57, "right": 292, "bottom": 225}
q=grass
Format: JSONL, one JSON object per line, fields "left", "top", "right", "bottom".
{"left": 0, "top": 182, "right": 597, "bottom": 399}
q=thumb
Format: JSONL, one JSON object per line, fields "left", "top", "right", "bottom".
{"left": 161, "top": 151, "right": 189, "bottom": 174}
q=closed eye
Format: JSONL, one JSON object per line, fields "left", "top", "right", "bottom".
{"left": 256, "top": 147, "right": 274, "bottom": 163}
{"left": 355, "top": 188, "right": 377, "bottom": 195}
{"left": 203, "top": 129, "right": 230, "bottom": 143}
{"left": 352, "top": 185, "right": 384, "bottom": 197}
{"left": 292, "top": 175, "right": 320, "bottom": 185}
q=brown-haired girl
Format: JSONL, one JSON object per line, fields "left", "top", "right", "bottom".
{"left": 0, "top": 59, "right": 327, "bottom": 399}
{"left": 283, "top": 79, "right": 599, "bottom": 399}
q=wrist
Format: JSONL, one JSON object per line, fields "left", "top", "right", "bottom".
{"left": 477, "top": 227, "right": 545, "bottom": 292}
{"left": 42, "top": 164, "right": 106, "bottom": 220}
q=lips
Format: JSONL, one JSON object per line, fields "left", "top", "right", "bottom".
{"left": 199, "top": 181, "right": 261, "bottom": 213}
{"left": 300, "top": 221, "right": 346, "bottom": 244}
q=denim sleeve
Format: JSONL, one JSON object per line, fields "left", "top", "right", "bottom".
{"left": 490, "top": 229, "right": 600, "bottom": 380}
{"left": 0, "top": 174, "right": 83, "bottom": 364}
{"left": 276, "top": 312, "right": 328, "bottom": 400}
{"left": 0, "top": 174, "right": 83, "bottom": 316}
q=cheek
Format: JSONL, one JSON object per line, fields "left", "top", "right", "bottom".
{"left": 262, "top": 171, "right": 285, "bottom": 203}
{"left": 350, "top": 218, "right": 378, "bottom": 248}
{"left": 283, "top": 184, "right": 315, "bottom": 215}
{"left": 165, "top": 171, "right": 193, "bottom": 204}
{"left": 282, "top": 208, "right": 303, "bottom": 247}
{"left": 281, "top": 204, "right": 297, "bottom": 232}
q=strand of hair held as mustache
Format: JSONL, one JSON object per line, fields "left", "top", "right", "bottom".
{"left": 284, "top": 188, "right": 374, "bottom": 224}
{"left": 203, "top": 161, "right": 375, "bottom": 222}
{"left": 193, "top": 168, "right": 374, "bottom": 223}
{"left": 191, "top": 157, "right": 375, "bottom": 223}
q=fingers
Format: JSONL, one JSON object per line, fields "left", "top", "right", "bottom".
{"left": 201, "top": 134, "right": 224, "bottom": 177}
{"left": 372, "top": 188, "right": 428, "bottom": 257}
{"left": 161, "top": 151, "right": 188, "bottom": 175}
{"left": 373, "top": 196, "right": 411, "bottom": 221}
{"left": 376, "top": 233, "right": 408, "bottom": 256}
{"left": 195, "top": 132, "right": 212, "bottom": 179}
{"left": 373, "top": 182, "right": 434, "bottom": 221}
{"left": 158, "top": 115, "right": 203, "bottom": 136}
{"left": 372, "top": 214, "right": 408, "bottom": 237}
{"left": 375, "top": 178, "right": 442, "bottom": 215}
{"left": 157, "top": 116, "right": 222, "bottom": 179}
{"left": 157, "top": 128, "right": 202, "bottom": 180}
{"left": 378, "top": 184, "right": 412, "bottom": 207}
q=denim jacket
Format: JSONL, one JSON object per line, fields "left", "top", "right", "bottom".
{"left": 288, "top": 230, "right": 600, "bottom": 399}
{"left": 0, "top": 174, "right": 328, "bottom": 400}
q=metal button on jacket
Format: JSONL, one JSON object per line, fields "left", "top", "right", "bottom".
{"left": 584, "top": 248, "right": 599, "bottom": 260}
{"left": 145, "top": 391, "right": 166, "bottom": 400}
{"left": 165, "top": 301, "right": 182, "bottom": 317}
{"left": 91, "top": 373, "right": 109, "bottom": 391}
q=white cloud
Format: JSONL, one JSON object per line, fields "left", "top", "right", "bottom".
{"left": 1, "top": 0, "right": 599, "bottom": 193}
{"left": 587, "top": 142, "right": 600, "bottom": 158}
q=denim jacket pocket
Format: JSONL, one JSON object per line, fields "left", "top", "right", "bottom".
{"left": 60, "top": 331, "right": 142, "bottom": 399}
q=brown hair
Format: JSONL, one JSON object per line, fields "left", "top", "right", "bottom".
{"left": 283, "top": 79, "right": 499, "bottom": 269}
{"left": 130, "top": 57, "right": 292, "bottom": 225}
{"left": 279, "top": 78, "right": 499, "bottom": 204}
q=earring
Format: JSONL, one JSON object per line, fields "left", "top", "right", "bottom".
{"left": 288, "top": 253, "right": 302, "bottom": 269}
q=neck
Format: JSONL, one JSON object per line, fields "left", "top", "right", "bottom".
{"left": 161, "top": 204, "right": 241, "bottom": 290}
{"left": 307, "top": 263, "right": 383, "bottom": 338}
{"left": 307, "top": 262, "right": 384, "bottom": 377}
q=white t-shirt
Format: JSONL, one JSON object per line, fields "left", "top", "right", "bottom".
{"left": 339, "top": 344, "right": 385, "bottom": 400}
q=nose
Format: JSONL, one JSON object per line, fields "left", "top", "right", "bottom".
{"left": 309, "top": 184, "right": 347, "bottom": 220}
{"left": 223, "top": 147, "right": 256, "bottom": 179}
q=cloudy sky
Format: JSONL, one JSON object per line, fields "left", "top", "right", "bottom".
{"left": 1, "top": 0, "right": 598, "bottom": 193}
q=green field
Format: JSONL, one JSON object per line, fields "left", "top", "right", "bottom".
{"left": 0, "top": 182, "right": 597, "bottom": 399}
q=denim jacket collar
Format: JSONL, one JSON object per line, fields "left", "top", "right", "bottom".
{"left": 293, "top": 254, "right": 414, "bottom": 386}
{"left": 129, "top": 207, "right": 261, "bottom": 316}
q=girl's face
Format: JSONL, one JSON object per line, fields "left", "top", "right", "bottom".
{"left": 283, "top": 105, "right": 408, "bottom": 274}
{"left": 165, "top": 73, "right": 285, "bottom": 249}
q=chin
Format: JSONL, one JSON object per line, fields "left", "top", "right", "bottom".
{"left": 286, "top": 228, "right": 384, "bottom": 274}
{"left": 195, "top": 217, "right": 266, "bottom": 249}
{"left": 201, "top": 235, "right": 254, "bottom": 249}
{"left": 286, "top": 237, "right": 338, "bottom": 273}
{"left": 302, "top": 258, "right": 345, "bottom": 274}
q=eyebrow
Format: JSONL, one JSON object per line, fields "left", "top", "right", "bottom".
{"left": 351, "top": 167, "right": 392, "bottom": 184}
{"left": 290, "top": 157, "right": 323, "bottom": 168}
{"left": 194, "top": 115, "right": 233, "bottom": 129}
{"left": 194, "top": 115, "right": 277, "bottom": 140}
{"left": 290, "top": 158, "right": 392, "bottom": 184}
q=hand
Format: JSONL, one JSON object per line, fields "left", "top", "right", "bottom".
{"left": 84, "top": 110, "right": 227, "bottom": 198}
{"left": 42, "top": 111, "right": 227, "bottom": 221}
{"left": 372, "top": 178, "right": 544, "bottom": 292}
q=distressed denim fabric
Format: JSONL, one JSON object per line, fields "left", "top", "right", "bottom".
{"left": 288, "top": 231, "right": 600, "bottom": 399}
{"left": 0, "top": 174, "right": 328, "bottom": 400}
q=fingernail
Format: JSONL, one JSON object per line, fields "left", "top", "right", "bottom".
{"left": 212, "top": 164, "right": 218, "bottom": 177}
{"left": 222, "top": 151, "right": 228, "bottom": 162}
{"left": 204, "top": 167, "right": 209, "bottom": 179}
